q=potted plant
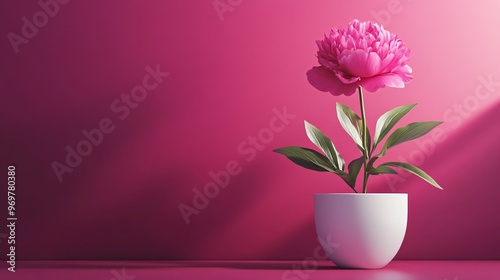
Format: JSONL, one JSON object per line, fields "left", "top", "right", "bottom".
{"left": 274, "top": 20, "right": 443, "bottom": 269}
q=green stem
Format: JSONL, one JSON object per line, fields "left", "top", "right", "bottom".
{"left": 358, "top": 86, "right": 370, "bottom": 193}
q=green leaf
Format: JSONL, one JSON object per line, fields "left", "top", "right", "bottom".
{"left": 367, "top": 156, "right": 380, "bottom": 170}
{"left": 374, "top": 104, "right": 417, "bottom": 149}
{"left": 347, "top": 156, "right": 364, "bottom": 187}
{"left": 365, "top": 126, "right": 372, "bottom": 156}
{"left": 304, "top": 121, "right": 344, "bottom": 170}
{"left": 379, "top": 162, "right": 443, "bottom": 190}
{"left": 273, "top": 147, "right": 355, "bottom": 190}
{"left": 273, "top": 146, "right": 336, "bottom": 172}
{"left": 380, "top": 121, "right": 442, "bottom": 156}
{"left": 369, "top": 165, "right": 398, "bottom": 175}
{"left": 336, "top": 103, "right": 364, "bottom": 149}
{"left": 332, "top": 170, "right": 353, "bottom": 189}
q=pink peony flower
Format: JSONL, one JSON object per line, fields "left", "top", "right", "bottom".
{"left": 307, "top": 20, "right": 412, "bottom": 96}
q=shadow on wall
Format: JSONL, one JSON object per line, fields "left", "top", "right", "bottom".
{"left": 397, "top": 100, "right": 500, "bottom": 260}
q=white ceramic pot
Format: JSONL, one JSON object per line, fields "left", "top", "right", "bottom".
{"left": 314, "top": 193, "right": 407, "bottom": 269}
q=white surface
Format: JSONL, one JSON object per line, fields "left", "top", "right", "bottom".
{"left": 314, "top": 193, "right": 408, "bottom": 269}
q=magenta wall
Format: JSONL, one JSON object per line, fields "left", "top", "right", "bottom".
{"left": 1, "top": 0, "right": 500, "bottom": 260}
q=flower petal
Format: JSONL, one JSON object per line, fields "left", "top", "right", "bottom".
{"left": 360, "top": 74, "right": 405, "bottom": 92}
{"left": 340, "top": 50, "right": 382, "bottom": 78}
{"left": 307, "top": 66, "right": 359, "bottom": 96}
{"left": 394, "top": 65, "right": 413, "bottom": 83}
{"left": 333, "top": 69, "right": 361, "bottom": 84}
